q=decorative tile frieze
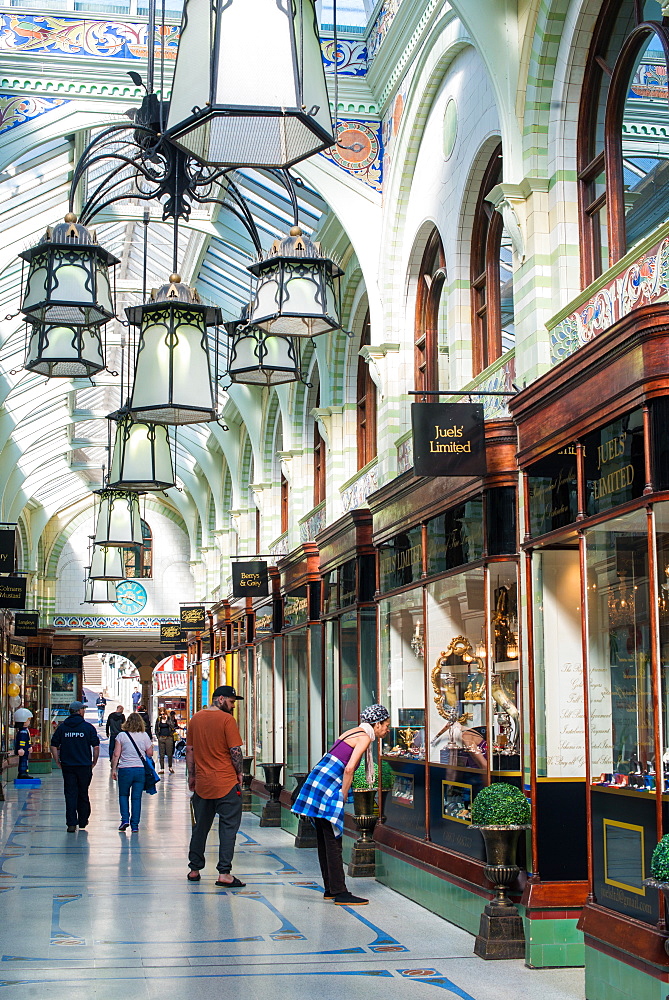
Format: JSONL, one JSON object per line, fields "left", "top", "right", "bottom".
{"left": 0, "top": 14, "right": 179, "bottom": 60}
{"left": 53, "top": 615, "right": 176, "bottom": 629}
{"left": 299, "top": 503, "right": 326, "bottom": 543}
{"left": 269, "top": 533, "right": 289, "bottom": 559}
{"left": 397, "top": 436, "right": 413, "bottom": 475}
{"left": 341, "top": 463, "right": 379, "bottom": 512}
{"left": 0, "top": 94, "right": 69, "bottom": 135}
{"left": 321, "top": 37, "right": 367, "bottom": 76}
{"left": 320, "top": 118, "right": 383, "bottom": 192}
{"left": 368, "top": 0, "right": 403, "bottom": 61}
{"left": 549, "top": 234, "right": 669, "bottom": 365}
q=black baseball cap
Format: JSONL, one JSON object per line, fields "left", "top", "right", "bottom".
{"left": 212, "top": 685, "right": 243, "bottom": 700}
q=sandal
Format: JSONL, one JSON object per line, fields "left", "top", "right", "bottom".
{"left": 187, "top": 870, "right": 201, "bottom": 882}
{"left": 214, "top": 876, "right": 246, "bottom": 888}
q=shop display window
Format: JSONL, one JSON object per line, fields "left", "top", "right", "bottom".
{"left": 426, "top": 496, "right": 483, "bottom": 576}
{"left": 656, "top": 503, "right": 669, "bottom": 788}
{"left": 532, "top": 547, "right": 584, "bottom": 779}
{"left": 488, "top": 562, "right": 521, "bottom": 773}
{"left": 254, "top": 640, "right": 274, "bottom": 763}
{"left": 426, "top": 570, "right": 486, "bottom": 768}
{"left": 486, "top": 487, "right": 517, "bottom": 556}
{"left": 527, "top": 448, "right": 578, "bottom": 537}
{"left": 586, "top": 510, "right": 654, "bottom": 792}
{"left": 379, "top": 588, "right": 425, "bottom": 760}
{"left": 324, "top": 618, "right": 340, "bottom": 748}
{"left": 340, "top": 610, "right": 359, "bottom": 730}
{"left": 284, "top": 628, "right": 309, "bottom": 773}
{"left": 583, "top": 409, "right": 645, "bottom": 517}
{"left": 379, "top": 525, "right": 422, "bottom": 593}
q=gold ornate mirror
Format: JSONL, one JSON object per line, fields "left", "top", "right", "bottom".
{"left": 431, "top": 635, "right": 475, "bottom": 720}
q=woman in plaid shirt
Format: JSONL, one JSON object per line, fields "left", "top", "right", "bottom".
{"left": 293, "top": 704, "right": 390, "bottom": 907}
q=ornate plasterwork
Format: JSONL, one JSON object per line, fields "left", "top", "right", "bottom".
{"left": 0, "top": 94, "right": 69, "bottom": 135}
{"left": 340, "top": 463, "right": 378, "bottom": 512}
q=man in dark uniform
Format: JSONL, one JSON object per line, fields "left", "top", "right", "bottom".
{"left": 51, "top": 700, "right": 100, "bottom": 832}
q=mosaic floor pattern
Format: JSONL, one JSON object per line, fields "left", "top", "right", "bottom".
{"left": 0, "top": 760, "right": 585, "bottom": 999}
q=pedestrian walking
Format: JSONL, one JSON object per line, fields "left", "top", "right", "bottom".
{"left": 50, "top": 701, "right": 100, "bottom": 832}
{"left": 155, "top": 708, "right": 177, "bottom": 773}
{"left": 185, "top": 686, "right": 245, "bottom": 887}
{"left": 110, "top": 712, "right": 154, "bottom": 832}
{"left": 136, "top": 705, "right": 152, "bottom": 738}
{"left": 96, "top": 692, "right": 107, "bottom": 727}
{"left": 132, "top": 687, "right": 141, "bottom": 711}
{"left": 292, "top": 704, "right": 391, "bottom": 906}
{"left": 106, "top": 705, "right": 125, "bottom": 766}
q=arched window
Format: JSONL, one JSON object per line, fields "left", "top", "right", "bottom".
{"left": 313, "top": 385, "right": 326, "bottom": 506}
{"left": 471, "top": 144, "right": 515, "bottom": 376}
{"left": 414, "top": 229, "right": 446, "bottom": 393}
{"left": 280, "top": 473, "right": 289, "bottom": 534}
{"left": 578, "top": 0, "right": 667, "bottom": 285}
{"left": 356, "top": 309, "right": 377, "bottom": 469}
{"left": 122, "top": 518, "right": 152, "bottom": 579}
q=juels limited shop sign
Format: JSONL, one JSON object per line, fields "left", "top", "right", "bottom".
{"left": 411, "top": 403, "right": 486, "bottom": 477}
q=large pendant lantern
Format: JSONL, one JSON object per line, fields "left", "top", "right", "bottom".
{"left": 94, "top": 489, "right": 143, "bottom": 546}
{"left": 108, "top": 411, "right": 175, "bottom": 491}
{"left": 89, "top": 544, "right": 125, "bottom": 581}
{"left": 19, "top": 214, "right": 118, "bottom": 327}
{"left": 247, "top": 228, "right": 343, "bottom": 338}
{"left": 166, "top": 0, "right": 333, "bottom": 168}
{"left": 226, "top": 316, "right": 303, "bottom": 387}
{"left": 83, "top": 575, "right": 118, "bottom": 604}
{"left": 126, "top": 275, "right": 221, "bottom": 425}
{"left": 24, "top": 321, "right": 105, "bottom": 377}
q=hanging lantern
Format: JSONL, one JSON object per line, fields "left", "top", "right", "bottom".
{"left": 108, "top": 411, "right": 175, "bottom": 491}
{"left": 126, "top": 275, "right": 221, "bottom": 425}
{"left": 226, "top": 316, "right": 303, "bottom": 387}
{"left": 83, "top": 574, "right": 118, "bottom": 604}
{"left": 24, "top": 320, "right": 105, "bottom": 377}
{"left": 166, "top": 0, "right": 333, "bottom": 168}
{"left": 247, "top": 227, "right": 343, "bottom": 338}
{"left": 94, "top": 489, "right": 142, "bottom": 546}
{"left": 89, "top": 544, "right": 125, "bottom": 580}
{"left": 19, "top": 214, "right": 118, "bottom": 327}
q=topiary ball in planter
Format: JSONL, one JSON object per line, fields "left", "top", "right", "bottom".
{"left": 651, "top": 835, "right": 669, "bottom": 883}
{"left": 471, "top": 782, "right": 531, "bottom": 827}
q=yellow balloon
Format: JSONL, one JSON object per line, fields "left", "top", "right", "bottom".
{"left": 7, "top": 683, "right": 20, "bottom": 697}
{"left": 9, "top": 662, "right": 21, "bottom": 675}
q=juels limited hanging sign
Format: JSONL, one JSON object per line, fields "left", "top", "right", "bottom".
{"left": 411, "top": 403, "right": 486, "bottom": 477}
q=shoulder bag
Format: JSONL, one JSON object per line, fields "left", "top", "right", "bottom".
{"left": 124, "top": 732, "right": 160, "bottom": 794}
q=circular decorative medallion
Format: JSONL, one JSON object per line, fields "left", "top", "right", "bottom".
{"left": 443, "top": 98, "right": 458, "bottom": 160}
{"left": 331, "top": 122, "right": 380, "bottom": 170}
{"left": 113, "top": 580, "right": 147, "bottom": 615}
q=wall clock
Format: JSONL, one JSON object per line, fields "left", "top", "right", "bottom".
{"left": 113, "top": 580, "right": 147, "bottom": 615}
{"left": 330, "top": 122, "right": 379, "bottom": 171}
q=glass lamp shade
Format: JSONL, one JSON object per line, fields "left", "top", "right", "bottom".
{"left": 19, "top": 215, "right": 118, "bottom": 326}
{"left": 94, "top": 489, "right": 143, "bottom": 546}
{"left": 24, "top": 321, "right": 105, "bottom": 377}
{"left": 108, "top": 412, "right": 175, "bottom": 491}
{"left": 166, "top": 0, "right": 333, "bottom": 168}
{"left": 226, "top": 320, "right": 302, "bottom": 386}
{"left": 126, "top": 276, "right": 220, "bottom": 425}
{"left": 247, "top": 228, "right": 343, "bottom": 337}
{"left": 89, "top": 544, "right": 125, "bottom": 580}
{"left": 83, "top": 576, "right": 118, "bottom": 604}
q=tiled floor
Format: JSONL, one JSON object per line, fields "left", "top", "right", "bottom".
{"left": 0, "top": 757, "right": 586, "bottom": 999}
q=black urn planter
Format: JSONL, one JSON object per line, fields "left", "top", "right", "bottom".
{"left": 643, "top": 877, "right": 669, "bottom": 954}
{"left": 348, "top": 788, "right": 378, "bottom": 877}
{"left": 259, "top": 762, "right": 284, "bottom": 827}
{"left": 241, "top": 756, "right": 254, "bottom": 812}
{"left": 471, "top": 825, "right": 528, "bottom": 960}
{"left": 291, "top": 772, "right": 317, "bottom": 848}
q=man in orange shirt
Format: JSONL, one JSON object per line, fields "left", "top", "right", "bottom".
{"left": 185, "top": 686, "right": 246, "bottom": 887}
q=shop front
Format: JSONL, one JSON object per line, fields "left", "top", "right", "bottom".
{"left": 367, "top": 422, "right": 536, "bottom": 940}
{"left": 511, "top": 304, "right": 669, "bottom": 989}
{"left": 22, "top": 628, "right": 54, "bottom": 773}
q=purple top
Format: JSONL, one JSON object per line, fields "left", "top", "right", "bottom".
{"left": 329, "top": 730, "right": 364, "bottom": 764}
